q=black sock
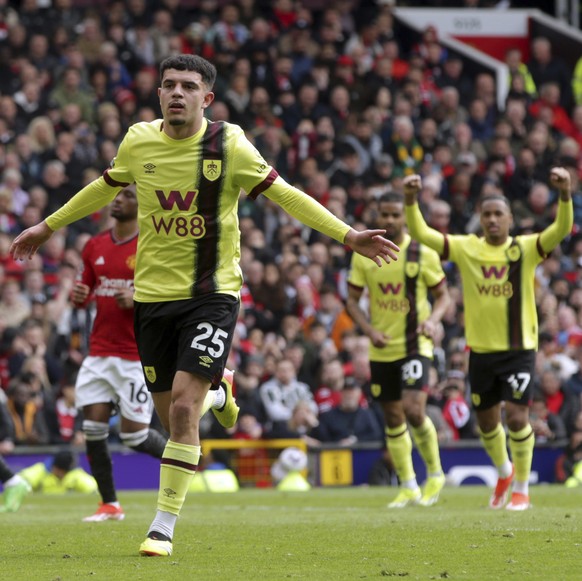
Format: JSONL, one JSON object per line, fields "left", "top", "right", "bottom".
{"left": 86, "top": 439, "right": 117, "bottom": 504}
{"left": 0, "top": 456, "right": 15, "bottom": 484}
{"left": 130, "top": 429, "right": 167, "bottom": 458}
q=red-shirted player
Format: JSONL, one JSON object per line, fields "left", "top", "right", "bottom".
{"left": 73, "top": 185, "right": 167, "bottom": 522}
{"left": 74, "top": 185, "right": 230, "bottom": 522}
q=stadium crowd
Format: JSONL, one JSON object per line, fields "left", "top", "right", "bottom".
{"left": 0, "top": 0, "right": 581, "bottom": 484}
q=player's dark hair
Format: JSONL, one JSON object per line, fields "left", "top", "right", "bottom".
{"left": 159, "top": 54, "right": 217, "bottom": 90}
{"left": 378, "top": 192, "right": 404, "bottom": 205}
{"left": 480, "top": 193, "right": 511, "bottom": 210}
{"left": 53, "top": 450, "right": 76, "bottom": 472}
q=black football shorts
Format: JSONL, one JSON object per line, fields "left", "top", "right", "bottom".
{"left": 468, "top": 350, "right": 535, "bottom": 410}
{"left": 369, "top": 356, "right": 431, "bottom": 402}
{"left": 134, "top": 294, "right": 239, "bottom": 393}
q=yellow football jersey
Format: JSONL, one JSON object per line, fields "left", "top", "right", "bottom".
{"left": 445, "top": 234, "right": 541, "bottom": 352}
{"left": 348, "top": 234, "right": 445, "bottom": 362}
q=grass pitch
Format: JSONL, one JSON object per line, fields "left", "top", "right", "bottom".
{"left": 1, "top": 486, "right": 581, "bottom": 581}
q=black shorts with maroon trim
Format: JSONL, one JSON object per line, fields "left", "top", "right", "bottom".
{"left": 369, "top": 356, "right": 431, "bottom": 402}
{"left": 134, "top": 294, "right": 240, "bottom": 393}
{"left": 468, "top": 350, "right": 535, "bottom": 410}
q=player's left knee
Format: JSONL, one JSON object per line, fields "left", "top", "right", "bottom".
{"left": 120, "top": 427, "right": 149, "bottom": 449}
{"left": 505, "top": 406, "right": 530, "bottom": 433}
{"left": 407, "top": 410, "right": 425, "bottom": 428}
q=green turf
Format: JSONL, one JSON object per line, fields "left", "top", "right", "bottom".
{"left": 1, "top": 486, "right": 581, "bottom": 580}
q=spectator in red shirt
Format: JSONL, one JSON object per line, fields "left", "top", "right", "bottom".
{"left": 529, "top": 82, "right": 575, "bottom": 138}
{"left": 441, "top": 370, "right": 475, "bottom": 440}
{"left": 537, "top": 365, "right": 580, "bottom": 436}
{"left": 314, "top": 357, "right": 346, "bottom": 414}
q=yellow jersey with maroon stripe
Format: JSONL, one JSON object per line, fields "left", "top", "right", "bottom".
{"left": 46, "top": 118, "right": 350, "bottom": 303}
{"left": 405, "top": 199, "right": 573, "bottom": 354}
{"left": 347, "top": 234, "right": 445, "bottom": 362}
{"left": 444, "top": 234, "right": 541, "bottom": 353}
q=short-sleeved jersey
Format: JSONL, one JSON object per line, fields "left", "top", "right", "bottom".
{"left": 104, "top": 119, "right": 278, "bottom": 303}
{"left": 444, "top": 233, "right": 543, "bottom": 353}
{"left": 347, "top": 234, "right": 445, "bottom": 362}
{"left": 79, "top": 230, "right": 139, "bottom": 360}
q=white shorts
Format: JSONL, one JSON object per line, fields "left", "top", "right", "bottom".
{"left": 75, "top": 356, "right": 154, "bottom": 424}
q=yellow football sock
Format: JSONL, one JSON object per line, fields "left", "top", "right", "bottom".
{"left": 479, "top": 423, "right": 510, "bottom": 469}
{"left": 158, "top": 440, "right": 200, "bottom": 516}
{"left": 508, "top": 425, "right": 534, "bottom": 485}
{"left": 410, "top": 416, "right": 442, "bottom": 475}
{"left": 386, "top": 424, "right": 416, "bottom": 483}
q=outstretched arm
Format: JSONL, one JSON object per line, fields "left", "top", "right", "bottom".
{"left": 265, "top": 181, "right": 399, "bottom": 266}
{"left": 10, "top": 178, "right": 120, "bottom": 260}
{"left": 539, "top": 167, "right": 574, "bottom": 255}
{"left": 403, "top": 174, "right": 446, "bottom": 255}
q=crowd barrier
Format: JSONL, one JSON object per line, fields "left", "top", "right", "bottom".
{"left": 3, "top": 439, "right": 567, "bottom": 490}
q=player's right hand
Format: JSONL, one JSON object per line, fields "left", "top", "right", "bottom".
{"left": 370, "top": 329, "right": 390, "bottom": 348}
{"left": 114, "top": 287, "right": 134, "bottom": 309}
{"left": 72, "top": 282, "right": 90, "bottom": 305}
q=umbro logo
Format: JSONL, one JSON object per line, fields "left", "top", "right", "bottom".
{"left": 199, "top": 355, "right": 213, "bottom": 368}
{"left": 144, "top": 163, "right": 156, "bottom": 174}
{"left": 95, "top": 256, "right": 105, "bottom": 265}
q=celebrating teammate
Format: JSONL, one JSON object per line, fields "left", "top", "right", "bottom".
{"left": 403, "top": 167, "right": 573, "bottom": 510}
{"left": 347, "top": 192, "right": 449, "bottom": 508}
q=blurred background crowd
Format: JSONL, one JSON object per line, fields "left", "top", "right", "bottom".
{"left": 0, "top": 0, "right": 581, "bottom": 483}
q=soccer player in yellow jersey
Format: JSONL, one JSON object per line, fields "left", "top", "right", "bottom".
{"left": 403, "top": 167, "right": 573, "bottom": 511}
{"left": 9, "top": 54, "right": 399, "bottom": 557}
{"left": 347, "top": 192, "right": 450, "bottom": 508}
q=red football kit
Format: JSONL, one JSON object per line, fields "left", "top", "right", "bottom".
{"left": 78, "top": 230, "right": 139, "bottom": 361}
